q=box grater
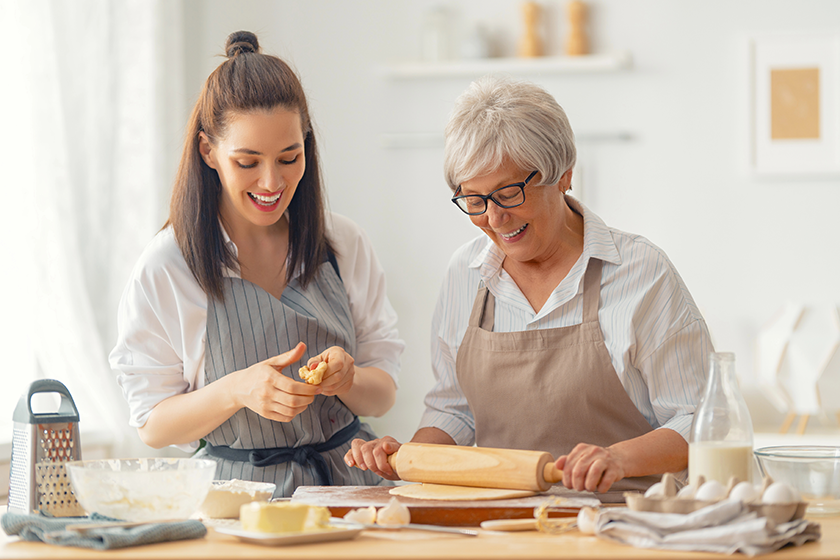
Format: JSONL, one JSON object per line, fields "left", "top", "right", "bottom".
{"left": 8, "top": 379, "right": 85, "bottom": 516}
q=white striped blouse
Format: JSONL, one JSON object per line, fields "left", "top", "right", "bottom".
{"left": 418, "top": 196, "right": 713, "bottom": 449}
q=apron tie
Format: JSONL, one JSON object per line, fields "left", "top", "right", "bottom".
{"left": 205, "top": 416, "right": 361, "bottom": 486}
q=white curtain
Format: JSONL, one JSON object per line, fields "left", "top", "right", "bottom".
{"left": 9, "top": 0, "right": 186, "bottom": 458}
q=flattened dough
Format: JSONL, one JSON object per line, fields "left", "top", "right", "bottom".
{"left": 389, "top": 483, "right": 537, "bottom": 501}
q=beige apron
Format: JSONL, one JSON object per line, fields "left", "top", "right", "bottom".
{"left": 456, "top": 258, "right": 660, "bottom": 493}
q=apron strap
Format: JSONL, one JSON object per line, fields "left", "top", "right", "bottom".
{"left": 581, "top": 258, "right": 603, "bottom": 324}
{"left": 204, "top": 416, "right": 361, "bottom": 486}
{"left": 468, "top": 283, "right": 495, "bottom": 331}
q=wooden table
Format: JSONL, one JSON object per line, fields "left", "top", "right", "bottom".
{"left": 1, "top": 515, "right": 838, "bottom": 560}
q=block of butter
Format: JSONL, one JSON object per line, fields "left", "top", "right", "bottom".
{"left": 198, "top": 479, "right": 276, "bottom": 519}
{"left": 240, "top": 502, "right": 330, "bottom": 534}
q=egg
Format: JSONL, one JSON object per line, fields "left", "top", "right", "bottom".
{"left": 728, "top": 481, "right": 761, "bottom": 504}
{"left": 577, "top": 506, "right": 598, "bottom": 535}
{"left": 676, "top": 484, "right": 695, "bottom": 500}
{"left": 694, "top": 480, "right": 727, "bottom": 502}
{"left": 644, "top": 482, "right": 665, "bottom": 498}
{"left": 762, "top": 482, "right": 801, "bottom": 504}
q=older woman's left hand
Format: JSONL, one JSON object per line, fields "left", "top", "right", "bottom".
{"left": 306, "top": 346, "right": 355, "bottom": 396}
{"left": 556, "top": 443, "right": 627, "bottom": 494}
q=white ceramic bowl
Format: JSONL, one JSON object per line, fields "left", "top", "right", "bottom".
{"left": 65, "top": 458, "right": 217, "bottom": 522}
{"left": 754, "top": 446, "right": 840, "bottom": 515}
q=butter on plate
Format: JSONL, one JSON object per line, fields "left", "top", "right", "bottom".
{"left": 240, "top": 502, "right": 331, "bottom": 534}
{"left": 198, "top": 479, "right": 276, "bottom": 519}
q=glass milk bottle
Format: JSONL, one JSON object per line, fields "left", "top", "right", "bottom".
{"left": 688, "top": 352, "right": 755, "bottom": 487}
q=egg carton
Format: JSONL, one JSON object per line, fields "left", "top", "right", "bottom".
{"left": 624, "top": 473, "right": 808, "bottom": 524}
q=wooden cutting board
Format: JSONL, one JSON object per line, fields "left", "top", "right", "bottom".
{"left": 291, "top": 484, "right": 606, "bottom": 526}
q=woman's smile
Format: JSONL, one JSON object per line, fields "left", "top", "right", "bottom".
{"left": 248, "top": 189, "right": 284, "bottom": 211}
{"left": 499, "top": 223, "right": 528, "bottom": 241}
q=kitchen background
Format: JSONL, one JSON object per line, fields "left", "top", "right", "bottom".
{"left": 1, "top": 0, "right": 839, "bottom": 497}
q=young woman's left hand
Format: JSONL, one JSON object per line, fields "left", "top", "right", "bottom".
{"left": 306, "top": 347, "right": 355, "bottom": 396}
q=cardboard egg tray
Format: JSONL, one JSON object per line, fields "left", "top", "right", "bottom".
{"left": 624, "top": 473, "right": 808, "bottom": 524}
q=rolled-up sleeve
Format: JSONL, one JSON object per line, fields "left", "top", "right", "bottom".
{"left": 109, "top": 231, "right": 207, "bottom": 441}
{"left": 637, "top": 319, "right": 713, "bottom": 441}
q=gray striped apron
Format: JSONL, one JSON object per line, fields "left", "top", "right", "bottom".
{"left": 455, "top": 258, "right": 660, "bottom": 493}
{"left": 198, "top": 258, "right": 389, "bottom": 497}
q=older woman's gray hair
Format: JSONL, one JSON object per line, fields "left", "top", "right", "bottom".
{"left": 443, "top": 75, "right": 576, "bottom": 192}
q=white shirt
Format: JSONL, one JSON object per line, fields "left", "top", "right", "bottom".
{"left": 419, "top": 197, "right": 713, "bottom": 448}
{"left": 110, "top": 212, "right": 404, "bottom": 449}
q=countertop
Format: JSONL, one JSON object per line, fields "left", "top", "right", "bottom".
{"left": 1, "top": 515, "right": 837, "bottom": 559}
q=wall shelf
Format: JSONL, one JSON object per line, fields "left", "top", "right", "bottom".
{"left": 377, "top": 51, "right": 632, "bottom": 79}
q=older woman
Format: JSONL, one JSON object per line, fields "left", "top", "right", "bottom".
{"left": 346, "top": 76, "right": 712, "bottom": 494}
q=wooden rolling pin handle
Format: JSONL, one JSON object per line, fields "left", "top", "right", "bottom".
{"left": 543, "top": 462, "right": 563, "bottom": 484}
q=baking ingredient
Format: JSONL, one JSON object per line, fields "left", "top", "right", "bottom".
{"left": 676, "top": 484, "right": 695, "bottom": 500}
{"left": 728, "top": 481, "right": 761, "bottom": 504}
{"left": 576, "top": 506, "right": 597, "bottom": 535}
{"left": 343, "top": 506, "right": 376, "bottom": 524}
{"left": 688, "top": 442, "right": 753, "bottom": 488}
{"left": 198, "top": 479, "right": 275, "bottom": 519}
{"left": 304, "top": 503, "right": 331, "bottom": 530}
{"left": 240, "top": 502, "right": 327, "bottom": 533}
{"left": 643, "top": 482, "right": 665, "bottom": 498}
{"left": 389, "top": 482, "right": 536, "bottom": 501}
{"left": 694, "top": 480, "right": 727, "bottom": 502}
{"left": 299, "top": 362, "right": 328, "bottom": 385}
{"left": 688, "top": 353, "right": 754, "bottom": 487}
{"left": 762, "top": 481, "right": 801, "bottom": 504}
{"left": 375, "top": 497, "right": 411, "bottom": 526}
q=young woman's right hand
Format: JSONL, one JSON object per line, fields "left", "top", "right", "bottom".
{"left": 231, "top": 342, "right": 321, "bottom": 422}
{"left": 344, "top": 436, "right": 403, "bottom": 480}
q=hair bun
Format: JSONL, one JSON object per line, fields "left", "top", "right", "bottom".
{"left": 225, "top": 31, "right": 260, "bottom": 57}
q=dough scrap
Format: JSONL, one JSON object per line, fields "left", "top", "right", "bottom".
{"left": 299, "top": 361, "right": 328, "bottom": 385}
{"left": 389, "top": 483, "right": 537, "bottom": 501}
{"left": 375, "top": 497, "right": 411, "bottom": 526}
{"left": 343, "top": 506, "right": 376, "bottom": 525}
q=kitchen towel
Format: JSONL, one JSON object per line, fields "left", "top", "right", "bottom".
{"left": 593, "top": 500, "right": 820, "bottom": 556}
{"left": 1, "top": 512, "right": 207, "bottom": 550}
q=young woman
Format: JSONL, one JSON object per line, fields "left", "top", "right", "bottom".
{"left": 110, "top": 31, "right": 404, "bottom": 496}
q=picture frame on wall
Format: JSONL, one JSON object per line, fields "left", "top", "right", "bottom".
{"left": 750, "top": 34, "right": 840, "bottom": 177}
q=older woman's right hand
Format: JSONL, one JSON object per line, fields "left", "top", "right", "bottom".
{"left": 345, "top": 436, "right": 402, "bottom": 480}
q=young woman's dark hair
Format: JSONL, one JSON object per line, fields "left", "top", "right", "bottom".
{"left": 166, "top": 30, "right": 333, "bottom": 300}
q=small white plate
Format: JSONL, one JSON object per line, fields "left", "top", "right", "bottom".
{"left": 215, "top": 520, "right": 364, "bottom": 546}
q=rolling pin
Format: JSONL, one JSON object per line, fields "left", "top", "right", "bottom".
{"left": 387, "top": 443, "right": 563, "bottom": 492}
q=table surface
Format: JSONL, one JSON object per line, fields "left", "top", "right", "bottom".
{"left": 1, "top": 514, "right": 837, "bottom": 560}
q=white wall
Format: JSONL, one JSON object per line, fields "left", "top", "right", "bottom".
{"left": 181, "top": 0, "right": 840, "bottom": 442}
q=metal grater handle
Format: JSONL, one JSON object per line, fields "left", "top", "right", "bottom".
{"left": 13, "top": 379, "right": 80, "bottom": 424}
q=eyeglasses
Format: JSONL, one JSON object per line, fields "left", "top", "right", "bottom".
{"left": 451, "top": 170, "right": 538, "bottom": 216}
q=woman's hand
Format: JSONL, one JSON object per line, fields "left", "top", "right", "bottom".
{"left": 556, "top": 443, "right": 627, "bottom": 493}
{"left": 231, "top": 342, "right": 322, "bottom": 422}
{"left": 344, "top": 436, "right": 403, "bottom": 480}
{"left": 306, "top": 346, "right": 355, "bottom": 397}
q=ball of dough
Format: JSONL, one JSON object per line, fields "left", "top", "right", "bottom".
{"left": 375, "top": 497, "right": 410, "bottom": 526}
{"left": 299, "top": 361, "right": 328, "bottom": 385}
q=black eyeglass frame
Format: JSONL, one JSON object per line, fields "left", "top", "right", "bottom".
{"left": 451, "top": 170, "right": 539, "bottom": 215}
